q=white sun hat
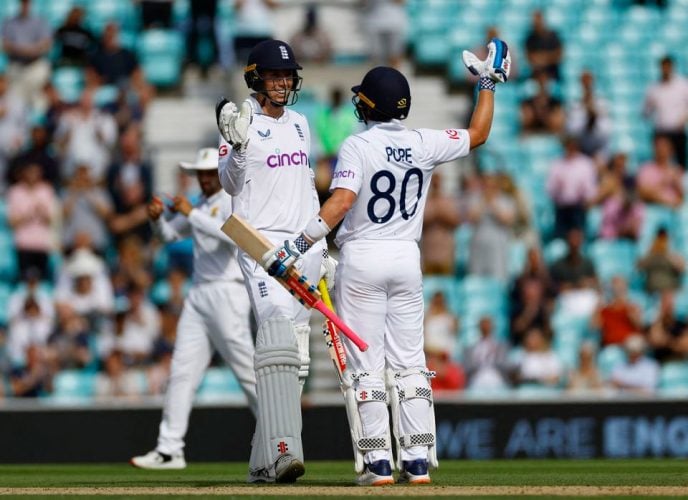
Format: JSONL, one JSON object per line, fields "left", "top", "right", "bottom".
{"left": 179, "top": 148, "right": 219, "bottom": 170}
{"left": 66, "top": 249, "right": 104, "bottom": 277}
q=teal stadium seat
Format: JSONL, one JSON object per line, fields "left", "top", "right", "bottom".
{"left": 659, "top": 361, "right": 688, "bottom": 396}
{"left": 197, "top": 367, "right": 242, "bottom": 402}
{"left": 51, "top": 66, "right": 85, "bottom": 104}
{"left": 84, "top": 0, "right": 139, "bottom": 34}
{"left": 422, "top": 276, "right": 460, "bottom": 316}
{"left": 0, "top": 282, "right": 12, "bottom": 326}
{"left": 50, "top": 370, "right": 96, "bottom": 402}
{"left": 597, "top": 344, "right": 627, "bottom": 382}
{"left": 0, "top": 230, "right": 18, "bottom": 283}
{"left": 137, "top": 29, "right": 184, "bottom": 87}
{"left": 589, "top": 239, "right": 638, "bottom": 286}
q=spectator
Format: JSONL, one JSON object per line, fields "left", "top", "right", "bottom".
{"left": 421, "top": 173, "right": 461, "bottom": 275}
{"left": 187, "top": 0, "right": 220, "bottom": 73}
{"left": 360, "top": 0, "right": 408, "bottom": 68}
{"left": 549, "top": 227, "right": 599, "bottom": 317}
{"left": 425, "top": 345, "right": 465, "bottom": 392}
{"left": 524, "top": 10, "right": 563, "bottom": 80}
{"left": 546, "top": 136, "right": 597, "bottom": 239}
{"left": 147, "top": 340, "right": 173, "bottom": 396}
{"left": 514, "top": 327, "right": 563, "bottom": 387}
{"left": 7, "top": 266, "right": 54, "bottom": 324}
{"left": 636, "top": 135, "right": 683, "bottom": 209}
{"left": 41, "top": 82, "right": 68, "bottom": 137}
{"left": 647, "top": 290, "right": 688, "bottom": 363}
{"left": 510, "top": 277, "right": 551, "bottom": 346}
{"left": 9, "top": 344, "right": 53, "bottom": 397}
{"left": 519, "top": 69, "right": 565, "bottom": 135}
{"left": 94, "top": 349, "right": 144, "bottom": 400}
{"left": 637, "top": 227, "right": 684, "bottom": 295}
{"left": 289, "top": 5, "right": 333, "bottom": 64}
{"left": 467, "top": 172, "right": 517, "bottom": 282}
{"left": 497, "top": 172, "right": 536, "bottom": 247}
{"left": 566, "top": 70, "right": 611, "bottom": 163}
{"left": 314, "top": 87, "right": 360, "bottom": 169}
{"left": 54, "top": 88, "right": 118, "bottom": 182}
{"left": 593, "top": 152, "right": 633, "bottom": 206}
{"left": 113, "top": 284, "right": 160, "bottom": 365}
{"left": 232, "top": 0, "right": 276, "bottom": 65}
{"left": 54, "top": 6, "right": 97, "bottom": 67}
{"left": 110, "top": 234, "right": 153, "bottom": 295}
{"left": 609, "top": 334, "right": 660, "bottom": 395}
{"left": 107, "top": 126, "right": 154, "bottom": 213}
{"left": 7, "top": 162, "right": 57, "bottom": 281}
{"left": 463, "top": 316, "right": 509, "bottom": 390}
{"left": 643, "top": 55, "right": 688, "bottom": 168}
{"left": 62, "top": 164, "right": 114, "bottom": 253}
{"left": 6, "top": 296, "right": 53, "bottom": 367}
{"left": 138, "top": 0, "right": 174, "bottom": 29}
{"left": 7, "top": 124, "right": 60, "bottom": 189}
{"left": 0, "top": 72, "right": 29, "bottom": 193}
{"left": 424, "top": 291, "right": 458, "bottom": 357}
{"left": 86, "top": 23, "right": 153, "bottom": 108}
{"left": 592, "top": 276, "right": 643, "bottom": 347}
{"left": 599, "top": 180, "right": 644, "bottom": 241}
{"left": 567, "top": 341, "right": 603, "bottom": 393}
{"left": 1, "top": 0, "right": 52, "bottom": 109}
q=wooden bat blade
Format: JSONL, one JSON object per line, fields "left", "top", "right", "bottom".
{"left": 221, "top": 214, "right": 273, "bottom": 262}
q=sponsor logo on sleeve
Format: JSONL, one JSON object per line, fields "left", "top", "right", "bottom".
{"left": 219, "top": 144, "right": 229, "bottom": 156}
{"left": 445, "top": 129, "right": 460, "bottom": 140}
{"left": 332, "top": 169, "right": 355, "bottom": 179}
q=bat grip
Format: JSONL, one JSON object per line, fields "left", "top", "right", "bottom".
{"left": 314, "top": 301, "right": 368, "bottom": 352}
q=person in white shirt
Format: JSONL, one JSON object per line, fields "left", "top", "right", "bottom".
{"left": 644, "top": 55, "right": 688, "bottom": 168}
{"left": 130, "top": 148, "right": 256, "bottom": 470}
{"left": 610, "top": 334, "right": 660, "bottom": 395}
{"left": 215, "top": 39, "right": 327, "bottom": 484}
{"left": 258, "top": 40, "right": 510, "bottom": 485}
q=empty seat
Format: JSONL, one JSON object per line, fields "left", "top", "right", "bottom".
{"left": 137, "top": 29, "right": 184, "bottom": 87}
{"left": 50, "top": 370, "right": 96, "bottom": 402}
{"left": 197, "top": 367, "right": 242, "bottom": 402}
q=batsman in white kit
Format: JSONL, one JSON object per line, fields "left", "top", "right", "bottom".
{"left": 130, "top": 148, "right": 257, "bottom": 470}
{"left": 215, "top": 39, "right": 334, "bottom": 483}
{"left": 264, "top": 39, "right": 511, "bottom": 485}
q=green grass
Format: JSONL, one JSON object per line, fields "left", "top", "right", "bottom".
{"left": 0, "top": 459, "right": 686, "bottom": 498}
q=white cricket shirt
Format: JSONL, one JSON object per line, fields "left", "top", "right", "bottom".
{"left": 330, "top": 120, "right": 470, "bottom": 246}
{"left": 153, "top": 190, "right": 243, "bottom": 284}
{"left": 218, "top": 96, "right": 319, "bottom": 241}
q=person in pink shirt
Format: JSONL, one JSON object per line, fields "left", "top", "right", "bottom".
{"left": 546, "top": 136, "right": 598, "bottom": 239}
{"left": 6, "top": 162, "right": 57, "bottom": 281}
{"left": 636, "top": 135, "right": 683, "bottom": 209}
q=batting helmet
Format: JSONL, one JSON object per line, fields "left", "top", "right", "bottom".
{"left": 244, "top": 39, "right": 303, "bottom": 106}
{"left": 351, "top": 66, "right": 411, "bottom": 122}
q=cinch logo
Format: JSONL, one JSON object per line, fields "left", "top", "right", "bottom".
{"left": 267, "top": 149, "right": 308, "bottom": 168}
{"left": 332, "top": 169, "right": 355, "bottom": 179}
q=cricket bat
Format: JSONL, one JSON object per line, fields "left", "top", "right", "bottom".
{"left": 221, "top": 214, "right": 368, "bottom": 352}
{"left": 318, "top": 279, "right": 346, "bottom": 384}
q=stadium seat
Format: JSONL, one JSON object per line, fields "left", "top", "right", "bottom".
{"left": 50, "top": 370, "right": 96, "bottom": 402}
{"left": 197, "top": 367, "right": 242, "bottom": 402}
{"left": 137, "top": 29, "right": 184, "bottom": 87}
{"left": 515, "top": 383, "right": 562, "bottom": 399}
{"left": 51, "top": 66, "right": 85, "bottom": 104}
{"left": 597, "top": 344, "right": 627, "bottom": 381}
{"left": 589, "top": 239, "right": 638, "bottom": 286}
{"left": 423, "top": 276, "right": 460, "bottom": 316}
{"left": 0, "top": 230, "right": 18, "bottom": 282}
{"left": 659, "top": 361, "right": 688, "bottom": 396}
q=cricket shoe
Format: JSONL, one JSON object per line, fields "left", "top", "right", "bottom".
{"left": 356, "top": 460, "right": 394, "bottom": 486}
{"left": 398, "top": 459, "right": 431, "bottom": 484}
{"left": 130, "top": 450, "right": 186, "bottom": 470}
{"left": 247, "top": 467, "right": 274, "bottom": 484}
{"left": 275, "top": 453, "right": 305, "bottom": 483}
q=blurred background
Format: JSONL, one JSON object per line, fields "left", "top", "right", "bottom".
{"left": 0, "top": 0, "right": 687, "bottom": 412}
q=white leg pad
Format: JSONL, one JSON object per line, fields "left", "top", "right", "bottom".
{"left": 253, "top": 317, "right": 303, "bottom": 475}
{"left": 387, "top": 368, "right": 438, "bottom": 470}
{"left": 343, "top": 370, "right": 392, "bottom": 473}
{"left": 294, "top": 324, "right": 310, "bottom": 389}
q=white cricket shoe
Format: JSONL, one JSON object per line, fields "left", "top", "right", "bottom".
{"left": 356, "top": 460, "right": 394, "bottom": 486}
{"left": 130, "top": 450, "right": 186, "bottom": 470}
{"left": 275, "top": 453, "right": 305, "bottom": 483}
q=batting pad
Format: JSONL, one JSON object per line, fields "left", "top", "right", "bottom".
{"left": 387, "top": 368, "right": 437, "bottom": 469}
{"left": 343, "top": 371, "right": 392, "bottom": 473}
{"left": 254, "top": 317, "right": 303, "bottom": 468}
{"left": 294, "top": 324, "right": 311, "bottom": 387}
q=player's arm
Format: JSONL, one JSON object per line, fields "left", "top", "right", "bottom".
{"left": 185, "top": 198, "right": 236, "bottom": 245}
{"left": 462, "top": 38, "right": 511, "bottom": 149}
{"left": 148, "top": 195, "right": 191, "bottom": 242}
{"left": 311, "top": 188, "right": 357, "bottom": 240}
{"left": 216, "top": 98, "right": 253, "bottom": 196}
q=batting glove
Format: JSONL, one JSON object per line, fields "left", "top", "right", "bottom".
{"left": 319, "top": 252, "right": 338, "bottom": 291}
{"left": 261, "top": 237, "right": 310, "bottom": 278}
{"left": 462, "top": 38, "right": 511, "bottom": 84}
{"left": 215, "top": 97, "right": 253, "bottom": 153}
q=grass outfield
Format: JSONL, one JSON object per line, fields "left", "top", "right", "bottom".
{"left": 0, "top": 459, "right": 686, "bottom": 498}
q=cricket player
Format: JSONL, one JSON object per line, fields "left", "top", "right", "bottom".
{"left": 215, "top": 40, "right": 332, "bottom": 483}
{"left": 263, "top": 39, "right": 511, "bottom": 485}
{"left": 130, "top": 147, "right": 257, "bottom": 470}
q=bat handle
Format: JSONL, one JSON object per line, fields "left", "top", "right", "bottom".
{"left": 313, "top": 301, "right": 369, "bottom": 352}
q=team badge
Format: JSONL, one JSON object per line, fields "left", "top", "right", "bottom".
{"left": 258, "top": 128, "right": 271, "bottom": 138}
{"left": 210, "top": 206, "right": 218, "bottom": 217}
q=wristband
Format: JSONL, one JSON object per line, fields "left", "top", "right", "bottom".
{"left": 302, "top": 215, "right": 331, "bottom": 244}
{"left": 478, "top": 76, "right": 496, "bottom": 92}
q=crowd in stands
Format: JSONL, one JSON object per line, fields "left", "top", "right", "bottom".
{"left": 2, "top": 0, "right": 688, "bottom": 402}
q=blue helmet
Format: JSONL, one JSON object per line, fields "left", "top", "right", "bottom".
{"left": 244, "top": 39, "right": 303, "bottom": 106}
{"left": 351, "top": 66, "right": 411, "bottom": 122}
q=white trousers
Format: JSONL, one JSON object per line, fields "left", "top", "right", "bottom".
{"left": 335, "top": 240, "right": 430, "bottom": 463}
{"left": 7, "top": 59, "right": 50, "bottom": 111}
{"left": 157, "top": 280, "right": 256, "bottom": 456}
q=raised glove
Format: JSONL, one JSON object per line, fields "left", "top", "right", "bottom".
{"left": 320, "top": 254, "right": 338, "bottom": 291}
{"left": 215, "top": 97, "right": 253, "bottom": 152}
{"left": 261, "top": 236, "right": 311, "bottom": 277}
{"left": 462, "top": 37, "right": 511, "bottom": 84}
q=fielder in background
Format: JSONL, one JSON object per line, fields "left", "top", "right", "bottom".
{"left": 263, "top": 39, "right": 510, "bottom": 485}
{"left": 130, "top": 148, "right": 257, "bottom": 470}
{"left": 215, "top": 39, "right": 335, "bottom": 483}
